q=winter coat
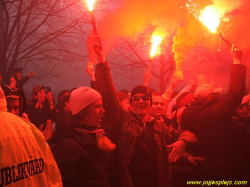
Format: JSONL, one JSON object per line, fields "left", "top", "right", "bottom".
{"left": 53, "top": 107, "right": 72, "bottom": 144}
{"left": 180, "top": 64, "right": 246, "bottom": 180}
{"left": 0, "top": 87, "right": 62, "bottom": 187}
{"left": 25, "top": 98, "right": 56, "bottom": 129}
{"left": 95, "top": 62, "right": 197, "bottom": 187}
{"left": 15, "top": 76, "right": 30, "bottom": 94}
{"left": 230, "top": 116, "right": 250, "bottom": 180}
{"left": 52, "top": 127, "right": 110, "bottom": 187}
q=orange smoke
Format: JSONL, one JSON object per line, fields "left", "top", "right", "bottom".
{"left": 172, "top": 16, "right": 202, "bottom": 70}
{"left": 98, "top": 0, "right": 187, "bottom": 41}
{"left": 173, "top": 0, "right": 245, "bottom": 71}
{"left": 96, "top": 0, "right": 249, "bottom": 70}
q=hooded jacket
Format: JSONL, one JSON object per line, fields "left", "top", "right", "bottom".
{"left": 0, "top": 86, "right": 62, "bottom": 187}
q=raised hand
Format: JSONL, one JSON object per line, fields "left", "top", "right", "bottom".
{"left": 39, "top": 119, "right": 54, "bottom": 142}
{"left": 28, "top": 72, "right": 36, "bottom": 78}
{"left": 231, "top": 44, "right": 242, "bottom": 64}
{"left": 93, "top": 36, "right": 105, "bottom": 63}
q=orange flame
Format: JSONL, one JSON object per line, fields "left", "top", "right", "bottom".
{"left": 199, "top": 6, "right": 220, "bottom": 33}
{"left": 86, "top": 0, "right": 96, "bottom": 11}
{"left": 150, "top": 35, "right": 163, "bottom": 58}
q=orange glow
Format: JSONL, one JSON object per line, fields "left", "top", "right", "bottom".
{"left": 199, "top": 6, "right": 220, "bottom": 33}
{"left": 150, "top": 35, "right": 163, "bottom": 58}
{"left": 86, "top": 0, "right": 96, "bottom": 11}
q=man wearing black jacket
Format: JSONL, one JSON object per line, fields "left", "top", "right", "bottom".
{"left": 180, "top": 45, "right": 246, "bottom": 181}
{"left": 13, "top": 67, "right": 35, "bottom": 94}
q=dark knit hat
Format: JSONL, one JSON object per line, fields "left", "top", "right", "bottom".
{"left": 119, "top": 89, "right": 130, "bottom": 98}
{"left": 130, "top": 85, "right": 152, "bottom": 106}
{"left": 2, "top": 85, "right": 26, "bottom": 116}
{"left": 116, "top": 92, "right": 128, "bottom": 101}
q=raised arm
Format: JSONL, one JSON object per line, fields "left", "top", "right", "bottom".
{"left": 93, "top": 36, "right": 122, "bottom": 126}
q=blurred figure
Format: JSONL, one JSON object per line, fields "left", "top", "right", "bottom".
{"left": 2, "top": 86, "right": 26, "bottom": 117}
{"left": 93, "top": 36, "right": 196, "bottom": 187}
{"left": 0, "top": 86, "right": 62, "bottom": 186}
{"left": 55, "top": 89, "right": 70, "bottom": 113}
{"left": 116, "top": 91, "right": 131, "bottom": 112}
{"left": 2, "top": 84, "right": 53, "bottom": 142}
{"left": 120, "top": 89, "right": 131, "bottom": 99}
{"left": 166, "top": 82, "right": 196, "bottom": 119}
{"left": 25, "top": 85, "right": 55, "bottom": 130}
{"left": 3, "top": 77, "right": 18, "bottom": 95}
{"left": 54, "top": 92, "right": 72, "bottom": 144}
{"left": 149, "top": 92, "right": 167, "bottom": 120}
{"left": 143, "top": 68, "right": 152, "bottom": 87}
{"left": 162, "top": 70, "right": 184, "bottom": 115}
{"left": 230, "top": 95, "right": 250, "bottom": 180}
{"left": 8, "top": 77, "right": 18, "bottom": 90}
{"left": 53, "top": 86, "right": 114, "bottom": 187}
{"left": 180, "top": 45, "right": 246, "bottom": 180}
{"left": 13, "top": 67, "right": 35, "bottom": 94}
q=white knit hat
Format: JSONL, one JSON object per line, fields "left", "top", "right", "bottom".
{"left": 70, "top": 86, "right": 102, "bottom": 115}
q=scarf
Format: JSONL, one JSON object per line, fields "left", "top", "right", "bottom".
{"left": 75, "top": 124, "right": 116, "bottom": 153}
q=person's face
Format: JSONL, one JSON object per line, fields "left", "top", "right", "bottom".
{"left": 149, "top": 95, "right": 164, "bottom": 119}
{"left": 7, "top": 98, "right": 20, "bottom": 115}
{"left": 15, "top": 72, "right": 22, "bottom": 80}
{"left": 10, "top": 77, "right": 16, "bottom": 84}
{"left": 84, "top": 98, "right": 105, "bottom": 127}
{"left": 64, "top": 92, "right": 70, "bottom": 97}
{"left": 237, "top": 105, "right": 249, "bottom": 120}
{"left": 36, "top": 89, "right": 46, "bottom": 102}
{"left": 60, "top": 92, "right": 70, "bottom": 101}
{"left": 121, "top": 98, "right": 130, "bottom": 112}
{"left": 132, "top": 93, "right": 151, "bottom": 117}
{"left": 65, "top": 102, "right": 71, "bottom": 111}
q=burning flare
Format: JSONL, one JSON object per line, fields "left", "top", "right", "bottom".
{"left": 199, "top": 6, "right": 220, "bottom": 33}
{"left": 86, "top": 0, "right": 96, "bottom": 11}
{"left": 150, "top": 35, "right": 163, "bottom": 58}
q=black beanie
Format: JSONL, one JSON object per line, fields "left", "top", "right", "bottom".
{"left": 130, "top": 85, "right": 152, "bottom": 106}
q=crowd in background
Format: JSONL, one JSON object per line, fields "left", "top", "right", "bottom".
{"left": 0, "top": 36, "right": 250, "bottom": 187}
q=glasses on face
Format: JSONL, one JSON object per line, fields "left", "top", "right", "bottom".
{"left": 132, "top": 96, "right": 150, "bottom": 101}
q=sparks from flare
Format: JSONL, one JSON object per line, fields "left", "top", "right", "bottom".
{"left": 198, "top": 6, "right": 232, "bottom": 48}
{"left": 199, "top": 6, "right": 220, "bottom": 33}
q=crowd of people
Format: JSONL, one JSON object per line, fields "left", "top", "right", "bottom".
{"left": 0, "top": 35, "right": 250, "bottom": 187}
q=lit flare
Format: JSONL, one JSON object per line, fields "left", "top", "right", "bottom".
{"left": 150, "top": 35, "right": 163, "bottom": 58}
{"left": 199, "top": 6, "right": 220, "bottom": 33}
{"left": 86, "top": 0, "right": 96, "bottom": 11}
